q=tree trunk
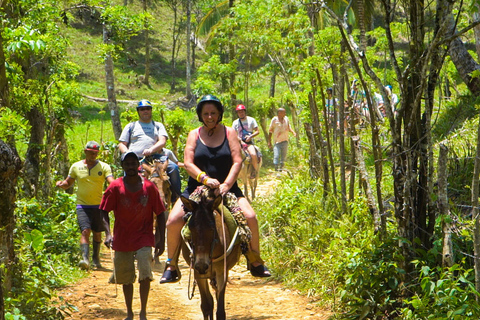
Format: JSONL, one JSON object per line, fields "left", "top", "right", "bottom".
{"left": 307, "top": 91, "right": 329, "bottom": 191}
{"left": 24, "top": 107, "right": 46, "bottom": 198}
{"left": 103, "top": 23, "right": 122, "bottom": 140}
{"left": 170, "top": 4, "right": 178, "bottom": 92}
{"left": 269, "top": 71, "right": 276, "bottom": 97}
{"left": 352, "top": 136, "right": 382, "bottom": 232}
{"left": 438, "top": 144, "right": 453, "bottom": 267}
{"left": 472, "top": 111, "right": 480, "bottom": 294}
{"left": 143, "top": 0, "right": 150, "bottom": 86}
{"left": 54, "top": 123, "right": 71, "bottom": 193}
{"left": 304, "top": 123, "right": 322, "bottom": 178}
{"left": 315, "top": 69, "right": 336, "bottom": 194}
{"left": 449, "top": 18, "right": 480, "bottom": 96}
{"left": 0, "top": 140, "right": 22, "bottom": 318}
{"left": 186, "top": 0, "right": 192, "bottom": 99}
{"left": 338, "top": 53, "right": 348, "bottom": 213}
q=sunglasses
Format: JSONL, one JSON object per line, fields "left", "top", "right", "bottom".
{"left": 138, "top": 107, "right": 152, "bottom": 111}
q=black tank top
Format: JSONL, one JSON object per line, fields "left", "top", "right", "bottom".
{"left": 183, "top": 127, "right": 243, "bottom": 198}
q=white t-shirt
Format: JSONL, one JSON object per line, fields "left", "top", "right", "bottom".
{"left": 119, "top": 121, "right": 168, "bottom": 158}
{"left": 269, "top": 116, "right": 291, "bottom": 144}
{"left": 232, "top": 116, "right": 258, "bottom": 141}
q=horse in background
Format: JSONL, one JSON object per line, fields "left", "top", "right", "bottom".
{"left": 181, "top": 188, "right": 241, "bottom": 320}
{"left": 238, "top": 148, "right": 262, "bottom": 202}
{"left": 142, "top": 158, "right": 171, "bottom": 264}
{"left": 142, "top": 159, "right": 172, "bottom": 210}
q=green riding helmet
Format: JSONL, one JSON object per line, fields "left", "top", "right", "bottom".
{"left": 196, "top": 94, "right": 224, "bottom": 123}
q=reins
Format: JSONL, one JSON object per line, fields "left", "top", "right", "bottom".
{"left": 184, "top": 194, "right": 240, "bottom": 300}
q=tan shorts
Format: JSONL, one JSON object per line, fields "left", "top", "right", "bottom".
{"left": 109, "top": 247, "right": 153, "bottom": 284}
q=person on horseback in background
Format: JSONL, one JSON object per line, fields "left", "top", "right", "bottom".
{"left": 56, "top": 141, "right": 114, "bottom": 270}
{"left": 118, "top": 99, "right": 181, "bottom": 203}
{"left": 159, "top": 94, "right": 271, "bottom": 284}
{"left": 232, "top": 104, "right": 260, "bottom": 179}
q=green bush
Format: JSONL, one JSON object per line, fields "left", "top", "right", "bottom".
{"left": 5, "top": 192, "right": 82, "bottom": 319}
{"left": 400, "top": 262, "right": 480, "bottom": 319}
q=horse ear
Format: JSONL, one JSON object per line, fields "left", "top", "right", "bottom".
{"left": 181, "top": 196, "right": 197, "bottom": 212}
{"left": 142, "top": 163, "right": 152, "bottom": 177}
{"left": 212, "top": 194, "right": 223, "bottom": 210}
{"left": 161, "top": 159, "right": 169, "bottom": 170}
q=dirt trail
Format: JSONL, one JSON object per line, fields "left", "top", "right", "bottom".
{"left": 57, "top": 171, "right": 333, "bottom": 320}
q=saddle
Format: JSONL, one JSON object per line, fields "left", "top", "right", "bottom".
{"left": 182, "top": 186, "right": 251, "bottom": 252}
{"left": 242, "top": 146, "right": 262, "bottom": 165}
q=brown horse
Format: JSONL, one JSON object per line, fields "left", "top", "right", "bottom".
{"left": 142, "top": 159, "right": 172, "bottom": 210}
{"left": 181, "top": 188, "right": 241, "bottom": 320}
{"left": 142, "top": 159, "right": 171, "bottom": 263}
{"left": 238, "top": 148, "right": 262, "bottom": 202}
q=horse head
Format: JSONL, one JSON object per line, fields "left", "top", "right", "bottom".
{"left": 181, "top": 189, "right": 222, "bottom": 275}
{"left": 143, "top": 159, "right": 171, "bottom": 209}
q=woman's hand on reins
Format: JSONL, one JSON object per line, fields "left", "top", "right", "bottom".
{"left": 205, "top": 178, "right": 220, "bottom": 189}
{"left": 218, "top": 183, "right": 229, "bottom": 196}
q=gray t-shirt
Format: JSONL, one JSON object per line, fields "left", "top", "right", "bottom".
{"left": 232, "top": 116, "right": 258, "bottom": 141}
{"left": 119, "top": 121, "right": 168, "bottom": 158}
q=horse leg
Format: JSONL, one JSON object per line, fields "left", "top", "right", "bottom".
{"left": 251, "top": 176, "right": 257, "bottom": 200}
{"left": 215, "top": 270, "right": 228, "bottom": 320}
{"left": 196, "top": 278, "right": 214, "bottom": 320}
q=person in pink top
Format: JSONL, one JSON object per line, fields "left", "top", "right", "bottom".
{"left": 100, "top": 151, "right": 165, "bottom": 320}
{"left": 267, "top": 108, "right": 296, "bottom": 171}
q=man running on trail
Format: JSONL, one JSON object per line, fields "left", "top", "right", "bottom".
{"left": 118, "top": 99, "right": 181, "bottom": 203}
{"left": 232, "top": 104, "right": 260, "bottom": 179}
{"left": 56, "top": 141, "right": 114, "bottom": 270}
{"left": 100, "top": 151, "right": 166, "bottom": 320}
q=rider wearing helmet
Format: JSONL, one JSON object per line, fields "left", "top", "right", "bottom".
{"left": 160, "top": 94, "right": 271, "bottom": 283}
{"left": 118, "top": 99, "right": 182, "bottom": 202}
{"left": 232, "top": 104, "right": 260, "bottom": 179}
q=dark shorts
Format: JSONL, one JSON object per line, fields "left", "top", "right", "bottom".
{"left": 76, "top": 206, "right": 109, "bottom": 232}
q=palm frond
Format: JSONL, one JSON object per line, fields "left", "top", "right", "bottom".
{"left": 196, "top": 0, "right": 231, "bottom": 37}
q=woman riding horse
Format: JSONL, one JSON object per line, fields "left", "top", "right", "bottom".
{"left": 160, "top": 94, "right": 271, "bottom": 284}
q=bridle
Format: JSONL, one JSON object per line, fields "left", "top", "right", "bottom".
{"left": 184, "top": 197, "right": 240, "bottom": 299}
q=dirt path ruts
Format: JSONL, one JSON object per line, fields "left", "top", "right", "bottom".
{"left": 57, "top": 172, "right": 333, "bottom": 320}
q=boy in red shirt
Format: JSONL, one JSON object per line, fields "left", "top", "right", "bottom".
{"left": 100, "top": 151, "right": 165, "bottom": 320}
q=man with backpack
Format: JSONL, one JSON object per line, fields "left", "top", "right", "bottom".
{"left": 117, "top": 99, "right": 181, "bottom": 202}
{"left": 232, "top": 104, "right": 260, "bottom": 179}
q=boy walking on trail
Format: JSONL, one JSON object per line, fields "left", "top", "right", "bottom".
{"left": 100, "top": 151, "right": 166, "bottom": 320}
{"left": 56, "top": 141, "right": 114, "bottom": 270}
{"left": 267, "top": 108, "right": 296, "bottom": 171}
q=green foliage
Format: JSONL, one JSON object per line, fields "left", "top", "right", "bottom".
{"left": 336, "top": 236, "right": 405, "bottom": 319}
{"left": 6, "top": 192, "right": 82, "bottom": 319}
{"left": 0, "top": 107, "right": 31, "bottom": 141}
{"left": 400, "top": 262, "right": 480, "bottom": 319}
{"left": 257, "top": 169, "right": 374, "bottom": 304}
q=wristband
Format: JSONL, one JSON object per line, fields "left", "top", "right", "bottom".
{"left": 203, "top": 178, "right": 210, "bottom": 186}
{"left": 200, "top": 174, "right": 209, "bottom": 184}
{"left": 196, "top": 171, "right": 206, "bottom": 183}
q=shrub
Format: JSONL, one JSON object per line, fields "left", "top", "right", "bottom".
{"left": 5, "top": 192, "right": 82, "bottom": 319}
